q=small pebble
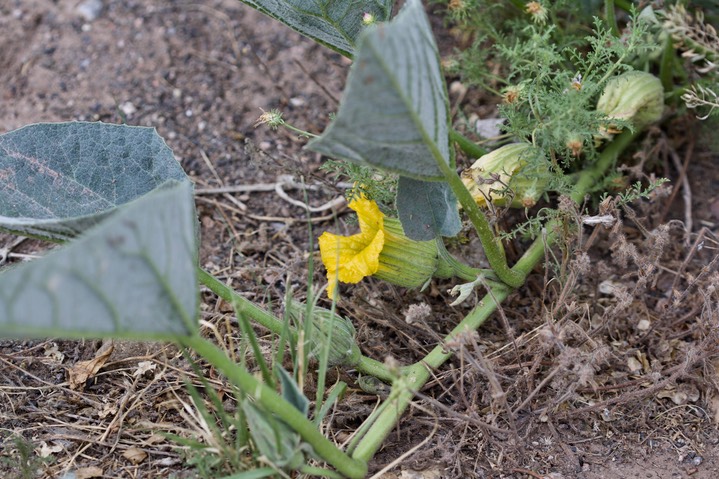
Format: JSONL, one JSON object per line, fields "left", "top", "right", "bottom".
{"left": 76, "top": 0, "right": 103, "bottom": 22}
{"left": 474, "top": 117, "right": 503, "bottom": 140}
{"left": 119, "top": 101, "right": 136, "bottom": 118}
{"left": 449, "top": 80, "right": 466, "bottom": 96}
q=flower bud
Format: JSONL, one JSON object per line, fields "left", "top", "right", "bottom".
{"left": 461, "top": 143, "right": 548, "bottom": 208}
{"left": 287, "top": 300, "right": 362, "bottom": 367}
{"left": 597, "top": 71, "right": 664, "bottom": 133}
{"left": 565, "top": 134, "right": 584, "bottom": 157}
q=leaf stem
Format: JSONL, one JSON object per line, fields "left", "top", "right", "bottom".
{"left": 283, "top": 122, "right": 319, "bottom": 139}
{"left": 198, "top": 268, "right": 286, "bottom": 334}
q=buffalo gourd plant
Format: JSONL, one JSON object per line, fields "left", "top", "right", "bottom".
{"left": 0, "top": 0, "right": 693, "bottom": 476}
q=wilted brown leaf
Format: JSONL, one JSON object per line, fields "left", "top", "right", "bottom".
{"left": 67, "top": 340, "right": 114, "bottom": 390}
{"left": 74, "top": 466, "right": 104, "bottom": 479}
{"left": 122, "top": 447, "right": 148, "bottom": 464}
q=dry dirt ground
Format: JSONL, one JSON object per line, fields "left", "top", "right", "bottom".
{"left": 2, "top": 1, "right": 719, "bottom": 478}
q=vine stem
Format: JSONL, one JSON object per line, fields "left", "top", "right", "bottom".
{"left": 437, "top": 159, "right": 525, "bottom": 288}
{"left": 180, "top": 335, "right": 368, "bottom": 479}
{"left": 605, "top": 0, "right": 620, "bottom": 38}
{"left": 450, "top": 129, "right": 488, "bottom": 158}
{"left": 351, "top": 129, "right": 638, "bottom": 461}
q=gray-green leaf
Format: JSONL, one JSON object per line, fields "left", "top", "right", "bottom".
{"left": 307, "top": 0, "right": 449, "bottom": 180}
{"left": 396, "top": 177, "right": 461, "bottom": 240}
{"left": 0, "top": 122, "right": 188, "bottom": 241}
{"left": 277, "top": 367, "right": 310, "bottom": 416}
{"left": 0, "top": 180, "right": 198, "bottom": 340}
{"left": 240, "top": 0, "right": 393, "bottom": 57}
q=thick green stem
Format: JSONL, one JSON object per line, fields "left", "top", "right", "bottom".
{"left": 181, "top": 335, "right": 368, "bottom": 479}
{"left": 352, "top": 285, "right": 512, "bottom": 462}
{"left": 450, "top": 129, "right": 488, "bottom": 159}
{"left": 438, "top": 161, "right": 525, "bottom": 288}
{"left": 356, "top": 355, "right": 396, "bottom": 383}
{"left": 659, "top": 35, "right": 675, "bottom": 94}
{"left": 605, "top": 0, "right": 619, "bottom": 37}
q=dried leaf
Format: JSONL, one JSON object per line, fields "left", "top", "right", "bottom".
{"left": 67, "top": 340, "right": 114, "bottom": 390}
{"left": 74, "top": 466, "right": 104, "bottom": 479}
{"left": 43, "top": 343, "right": 65, "bottom": 362}
{"left": 627, "top": 356, "right": 643, "bottom": 373}
{"left": 132, "top": 360, "right": 157, "bottom": 377}
{"left": 98, "top": 402, "right": 118, "bottom": 419}
{"left": 122, "top": 447, "right": 147, "bottom": 464}
{"left": 657, "top": 383, "right": 699, "bottom": 405}
{"left": 709, "top": 395, "right": 719, "bottom": 425}
{"left": 400, "top": 467, "right": 443, "bottom": 479}
{"left": 37, "top": 441, "right": 63, "bottom": 458}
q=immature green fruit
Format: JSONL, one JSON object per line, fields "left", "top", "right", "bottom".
{"left": 597, "top": 71, "right": 664, "bottom": 132}
{"left": 288, "top": 300, "right": 362, "bottom": 367}
{"left": 374, "top": 217, "right": 440, "bottom": 289}
{"left": 461, "top": 143, "right": 548, "bottom": 208}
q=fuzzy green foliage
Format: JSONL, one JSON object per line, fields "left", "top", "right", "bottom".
{"left": 442, "top": 4, "right": 652, "bottom": 146}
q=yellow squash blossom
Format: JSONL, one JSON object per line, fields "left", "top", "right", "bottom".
{"left": 319, "top": 198, "right": 385, "bottom": 299}
{"left": 319, "top": 197, "right": 443, "bottom": 298}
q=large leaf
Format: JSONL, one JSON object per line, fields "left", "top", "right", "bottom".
{"left": 0, "top": 122, "right": 188, "bottom": 241}
{"left": 307, "top": 0, "right": 450, "bottom": 180}
{"left": 240, "top": 0, "right": 393, "bottom": 57}
{"left": 0, "top": 180, "right": 198, "bottom": 340}
{"left": 396, "top": 177, "right": 461, "bottom": 240}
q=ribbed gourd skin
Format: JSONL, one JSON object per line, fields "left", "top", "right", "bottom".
{"left": 288, "top": 301, "right": 362, "bottom": 367}
{"left": 597, "top": 71, "right": 664, "bottom": 130}
{"left": 462, "top": 143, "right": 548, "bottom": 208}
{"left": 374, "top": 217, "right": 440, "bottom": 288}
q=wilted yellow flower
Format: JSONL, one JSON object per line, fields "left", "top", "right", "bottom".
{"left": 319, "top": 198, "right": 442, "bottom": 298}
{"left": 525, "top": 1, "right": 548, "bottom": 24}
{"left": 502, "top": 85, "right": 522, "bottom": 104}
{"left": 253, "top": 108, "right": 284, "bottom": 129}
